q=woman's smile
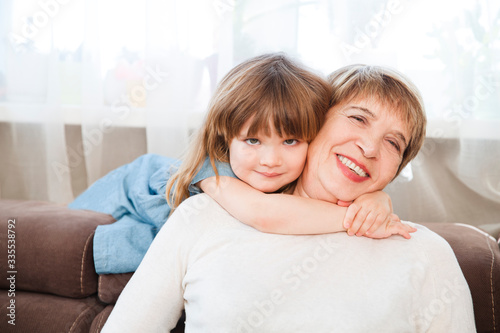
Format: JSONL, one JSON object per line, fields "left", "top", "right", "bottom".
{"left": 336, "top": 154, "right": 370, "bottom": 180}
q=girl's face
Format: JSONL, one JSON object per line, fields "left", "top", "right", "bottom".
{"left": 229, "top": 119, "right": 309, "bottom": 193}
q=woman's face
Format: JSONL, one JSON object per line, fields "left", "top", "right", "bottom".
{"left": 296, "top": 96, "right": 409, "bottom": 202}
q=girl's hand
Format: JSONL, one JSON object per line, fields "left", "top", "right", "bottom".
{"left": 342, "top": 191, "right": 394, "bottom": 237}
{"left": 363, "top": 215, "right": 417, "bottom": 239}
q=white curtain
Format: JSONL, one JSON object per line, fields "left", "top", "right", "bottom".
{"left": 1, "top": 0, "right": 499, "bottom": 226}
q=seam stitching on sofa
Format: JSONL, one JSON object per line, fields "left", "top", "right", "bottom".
{"left": 81, "top": 232, "right": 94, "bottom": 295}
{"left": 96, "top": 308, "right": 106, "bottom": 330}
{"left": 486, "top": 233, "right": 497, "bottom": 331}
{"left": 455, "top": 223, "right": 496, "bottom": 242}
{"left": 98, "top": 275, "right": 104, "bottom": 302}
{"left": 69, "top": 303, "right": 98, "bottom": 333}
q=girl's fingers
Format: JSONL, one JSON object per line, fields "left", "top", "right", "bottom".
{"left": 400, "top": 231, "right": 411, "bottom": 239}
{"left": 364, "top": 214, "right": 386, "bottom": 236}
{"left": 396, "top": 222, "right": 417, "bottom": 239}
{"left": 343, "top": 204, "right": 358, "bottom": 229}
{"left": 337, "top": 200, "right": 353, "bottom": 207}
{"left": 349, "top": 207, "right": 369, "bottom": 236}
{"left": 390, "top": 213, "right": 401, "bottom": 222}
{"left": 356, "top": 211, "right": 380, "bottom": 236}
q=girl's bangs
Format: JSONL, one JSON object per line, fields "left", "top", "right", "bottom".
{"left": 243, "top": 100, "right": 315, "bottom": 142}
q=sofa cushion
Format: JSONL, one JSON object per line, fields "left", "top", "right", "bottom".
{"left": 90, "top": 305, "right": 114, "bottom": 333}
{"left": 91, "top": 305, "right": 186, "bottom": 333}
{"left": 0, "top": 291, "right": 105, "bottom": 333}
{"left": 98, "top": 273, "right": 133, "bottom": 304}
{"left": 0, "top": 200, "right": 115, "bottom": 298}
{"left": 422, "top": 222, "right": 500, "bottom": 333}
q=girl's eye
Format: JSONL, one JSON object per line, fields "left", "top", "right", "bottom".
{"left": 245, "top": 138, "right": 260, "bottom": 145}
{"left": 283, "top": 139, "right": 298, "bottom": 145}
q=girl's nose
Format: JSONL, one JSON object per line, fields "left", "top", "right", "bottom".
{"left": 259, "top": 146, "right": 281, "bottom": 167}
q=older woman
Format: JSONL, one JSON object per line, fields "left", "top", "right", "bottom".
{"left": 102, "top": 65, "right": 475, "bottom": 332}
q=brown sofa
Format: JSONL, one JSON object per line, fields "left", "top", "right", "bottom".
{"left": 0, "top": 199, "right": 499, "bottom": 332}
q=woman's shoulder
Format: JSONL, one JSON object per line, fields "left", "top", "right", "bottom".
{"left": 170, "top": 194, "right": 240, "bottom": 230}
{"left": 178, "top": 193, "right": 228, "bottom": 213}
{"left": 400, "top": 222, "right": 462, "bottom": 269}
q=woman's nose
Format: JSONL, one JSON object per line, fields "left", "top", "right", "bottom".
{"left": 358, "top": 136, "right": 380, "bottom": 158}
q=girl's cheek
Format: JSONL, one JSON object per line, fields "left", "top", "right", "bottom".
{"left": 300, "top": 144, "right": 309, "bottom": 160}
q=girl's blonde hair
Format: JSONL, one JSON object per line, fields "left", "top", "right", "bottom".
{"left": 327, "top": 65, "right": 427, "bottom": 179}
{"left": 166, "top": 53, "right": 332, "bottom": 209}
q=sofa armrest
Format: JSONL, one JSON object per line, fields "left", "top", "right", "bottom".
{"left": 98, "top": 273, "right": 133, "bottom": 304}
{"left": 422, "top": 222, "right": 500, "bottom": 333}
{"left": 0, "top": 200, "right": 115, "bottom": 298}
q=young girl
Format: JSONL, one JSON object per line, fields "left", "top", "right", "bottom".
{"left": 70, "top": 53, "right": 413, "bottom": 274}
{"left": 167, "top": 53, "right": 411, "bottom": 238}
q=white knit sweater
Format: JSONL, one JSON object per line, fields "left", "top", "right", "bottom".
{"left": 102, "top": 194, "right": 476, "bottom": 333}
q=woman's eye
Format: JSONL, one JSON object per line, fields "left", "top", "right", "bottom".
{"left": 283, "top": 139, "right": 298, "bottom": 145}
{"left": 350, "top": 115, "right": 366, "bottom": 123}
{"left": 388, "top": 139, "right": 401, "bottom": 152}
{"left": 246, "top": 138, "right": 260, "bottom": 145}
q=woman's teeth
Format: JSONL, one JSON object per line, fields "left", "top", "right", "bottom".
{"left": 338, "top": 155, "right": 368, "bottom": 177}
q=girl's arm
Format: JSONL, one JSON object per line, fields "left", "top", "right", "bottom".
{"left": 200, "top": 176, "right": 346, "bottom": 234}
{"left": 200, "top": 176, "right": 402, "bottom": 236}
